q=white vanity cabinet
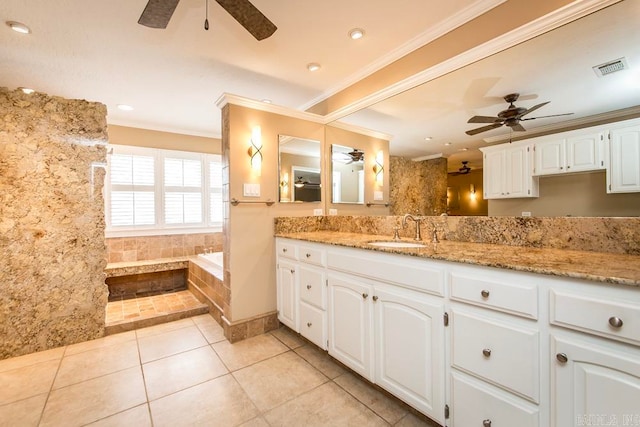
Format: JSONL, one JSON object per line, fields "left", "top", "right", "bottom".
{"left": 481, "top": 143, "right": 539, "bottom": 199}
{"left": 276, "top": 240, "right": 298, "bottom": 331}
{"left": 532, "top": 131, "right": 605, "bottom": 176}
{"left": 607, "top": 122, "right": 640, "bottom": 193}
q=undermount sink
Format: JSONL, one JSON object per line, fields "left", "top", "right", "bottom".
{"left": 368, "top": 241, "right": 427, "bottom": 248}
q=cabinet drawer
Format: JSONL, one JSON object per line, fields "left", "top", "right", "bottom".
{"left": 299, "top": 302, "right": 326, "bottom": 350}
{"left": 276, "top": 240, "right": 298, "bottom": 260}
{"left": 299, "top": 265, "right": 326, "bottom": 309}
{"left": 452, "top": 310, "right": 539, "bottom": 402}
{"left": 298, "top": 245, "right": 326, "bottom": 267}
{"left": 450, "top": 270, "right": 538, "bottom": 319}
{"left": 550, "top": 289, "right": 640, "bottom": 346}
{"left": 451, "top": 372, "right": 539, "bottom": 427}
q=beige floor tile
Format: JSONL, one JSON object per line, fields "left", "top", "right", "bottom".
{"left": 0, "top": 347, "right": 64, "bottom": 374}
{"left": 334, "top": 372, "right": 408, "bottom": 424}
{"left": 193, "top": 316, "right": 226, "bottom": 344}
{"left": 149, "top": 374, "right": 259, "bottom": 427}
{"left": 64, "top": 330, "right": 136, "bottom": 357}
{"left": 233, "top": 351, "right": 327, "bottom": 411}
{"left": 294, "top": 344, "right": 347, "bottom": 379}
{"left": 212, "top": 333, "right": 288, "bottom": 371}
{"left": 53, "top": 340, "right": 139, "bottom": 389}
{"left": 143, "top": 346, "right": 228, "bottom": 401}
{"left": 0, "top": 393, "right": 48, "bottom": 427}
{"left": 40, "top": 366, "right": 147, "bottom": 427}
{"left": 0, "top": 359, "right": 59, "bottom": 405}
{"left": 135, "top": 317, "right": 195, "bottom": 339}
{"left": 395, "top": 411, "right": 441, "bottom": 426}
{"left": 86, "top": 404, "right": 152, "bottom": 427}
{"left": 271, "top": 326, "right": 306, "bottom": 349}
{"left": 138, "top": 325, "right": 208, "bottom": 363}
{"left": 263, "top": 382, "right": 388, "bottom": 427}
{"left": 238, "top": 416, "right": 270, "bottom": 427}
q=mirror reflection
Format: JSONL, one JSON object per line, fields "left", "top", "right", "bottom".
{"left": 278, "top": 135, "right": 321, "bottom": 203}
{"left": 331, "top": 145, "right": 365, "bottom": 204}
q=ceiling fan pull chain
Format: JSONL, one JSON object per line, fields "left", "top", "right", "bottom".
{"left": 204, "top": 0, "right": 210, "bottom": 30}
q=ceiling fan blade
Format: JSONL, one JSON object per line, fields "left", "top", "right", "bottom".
{"left": 519, "top": 101, "right": 550, "bottom": 118}
{"left": 467, "top": 115, "right": 501, "bottom": 124}
{"left": 465, "top": 122, "right": 503, "bottom": 136}
{"left": 138, "top": 0, "right": 180, "bottom": 29}
{"left": 215, "top": 0, "right": 277, "bottom": 40}
{"left": 521, "top": 112, "right": 574, "bottom": 121}
{"left": 511, "top": 123, "right": 526, "bottom": 132}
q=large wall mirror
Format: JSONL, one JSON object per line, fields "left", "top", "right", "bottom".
{"left": 331, "top": 144, "right": 365, "bottom": 204}
{"left": 278, "top": 135, "right": 321, "bottom": 203}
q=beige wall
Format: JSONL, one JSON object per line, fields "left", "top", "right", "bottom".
{"left": 489, "top": 171, "right": 640, "bottom": 217}
{"left": 108, "top": 124, "right": 221, "bottom": 154}
{"left": 447, "top": 169, "right": 488, "bottom": 216}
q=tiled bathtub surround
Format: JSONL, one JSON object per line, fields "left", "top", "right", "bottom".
{"left": 106, "top": 270, "right": 187, "bottom": 301}
{"left": 274, "top": 215, "right": 640, "bottom": 255}
{"left": 106, "top": 232, "right": 223, "bottom": 263}
{"left": 0, "top": 88, "right": 108, "bottom": 359}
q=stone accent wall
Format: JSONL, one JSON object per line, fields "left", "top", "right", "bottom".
{"left": 0, "top": 88, "right": 108, "bottom": 359}
{"left": 389, "top": 156, "right": 447, "bottom": 216}
{"left": 106, "top": 232, "right": 223, "bottom": 263}
{"left": 274, "top": 215, "right": 640, "bottom": 255}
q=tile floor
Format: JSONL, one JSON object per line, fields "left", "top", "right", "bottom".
{"left": 0, "top": 315, "right": 441, "bottom": 427}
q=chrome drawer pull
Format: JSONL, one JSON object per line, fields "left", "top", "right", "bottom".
{"left": 608, "top": 316, "right": 624, "bottom": 328}
{"left": 306, "top": 284, "right": 312, "bottom": 290}
{"left": 483, "top": 420, "right": 492, "bottom": 427}
{"left": 556, "top": 353, "right": 568, "bottom": 364}
{"left": 482, "top": 348, "right": 491, "bottom": 358}
{"left": 372, "top": 296, "right": 378, "bottom": 302}
{"left": 481, "top": 289, "right": 490, "bottom": 298}
{"left": 306, "top": 253, "right": 311, "bottom": 258}
{"left": 362, "top": 293, "right": 368, "bottom": 299}
{"left": 307, "top": 322, "right": 312, "bottom": 327}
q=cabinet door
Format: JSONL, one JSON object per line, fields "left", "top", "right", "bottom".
{"left": 552, "top": 334, "right": 640, "bottom": 427}
{"left": 608, "top": 125, "right": 640, "bottom": 193}
{"left": 276, "top": 260, "right": 298, "bottom": 331}
{"left": 534, "top": 139, "right": 565, "bottom": 175}
{"left": 505, "top": 145, "right": 535, "bottom": 197}
{"left": 566, "top": 132, "right": 604, "bottom": 172}
{"left": 327, "top": 273, "right": 373, "bottom": 380}
{"left": 374, "top": 285, "right": 445, "bottom": 424}
{"left": 484, "top": 150, "right": 505, "bottom": 199}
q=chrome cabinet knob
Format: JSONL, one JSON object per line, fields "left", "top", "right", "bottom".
{"left": 609, "top": 316, "right": 623, "bottom": 328}
{"left": 307, "top": 322, "right": 312, "bottom": 327}
{"left": 372, "top": 296, "right": 379, "bottom": 302}
{"left": 362, "top": 293, "right": 368, "bottom": 299}
{"left": 481, "top": 289, "right": 490, "bottom": 298}
{"left": 482, "top": 348, "right": 492, "bottom": 358}
{"left": 306, "top": 284, "right": 312, "bottom": 290}
{"left": 290, "top": 269, "right": 295, "bottom": 274}
{"left": 556, "top": 353, "right": 568, "bottom": 364}
{"left": 306, "top": 253, "right": 311, "bottom": 258}
{"left": 483, "top": 420, "right": 492, "bottom": 427}
{"left": 282, "top": 248, "right": 287, "bottom": 252}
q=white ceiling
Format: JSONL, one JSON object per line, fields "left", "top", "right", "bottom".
{"left": 2, "top": 0, "right": 638, "bottom": 173}
{"left": 340, "top": 0, "right": 640, "bottom": 171}
{"left": 1, "top": 0, "right": 496, "bottom": 136}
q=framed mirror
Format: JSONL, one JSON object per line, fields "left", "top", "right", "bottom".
{"left": 278, "top": 135, "right": 321, "bottom": 203}
{"left": 331, "top": 144, "right": 365, "bottom": 204}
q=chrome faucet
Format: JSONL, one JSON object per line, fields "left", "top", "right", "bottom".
{"left": 432, "top": 227, "right": 439, "bottom": 244}
{"left": 402, "top": 214, "right": 422, "bottom": 241}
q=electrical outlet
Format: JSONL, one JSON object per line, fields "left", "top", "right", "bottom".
{"left": 522, "top": 211, "right": 532, "bottom": 217}
{"left": 329, "top": 209, "right": 338, "bottom": 216}
{"left": 313, "top": 209, "right": 323, "bottom": 216}
{"left": 374, "top": 191, "right": 384, "bottom": 201}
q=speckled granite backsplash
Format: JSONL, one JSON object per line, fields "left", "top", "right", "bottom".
{"left": 274, "top": 215, "right": 640, "bottom": 255}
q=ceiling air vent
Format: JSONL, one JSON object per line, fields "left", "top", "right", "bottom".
{"left": 593, "top": 57, "right": 629, "bottom": 77}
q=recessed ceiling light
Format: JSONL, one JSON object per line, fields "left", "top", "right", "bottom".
{"left": 349, "top": 28, "right": 365, "bottom": 40}
{"left": 117, "top": 104, "right": 134, "bottom": 111}
{"left": 261, "top": 99, "right": 272, "bottom": 104}
{"left": 6, "top": 21, "right": 31, "bottom": 34}
{"left": 307, "top": 63, "right": 321, "bottom": 72}
{"left": 444, "top": 142, "right": 452, "bottom": 146}
{"left": 19, "top": 87, "right": 34, "bottom": 94}
{"left": 460, "top": 147, "right": 469, "bottom": 151}
{"left": 424, "top": 137, "right": 433, "bottom": 141}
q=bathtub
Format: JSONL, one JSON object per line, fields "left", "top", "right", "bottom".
{"left": 197, "top": 252, "right": 224, "bottom": 270}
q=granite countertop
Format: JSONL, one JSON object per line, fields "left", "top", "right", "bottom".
{"left": 275, "top": 231, "right": 640, "bottom": 287}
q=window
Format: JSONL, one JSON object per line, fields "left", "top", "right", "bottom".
{"left": 105, "top": 145, "right": 222, "bottom": 236}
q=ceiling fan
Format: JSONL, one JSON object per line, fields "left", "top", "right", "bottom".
{"left": 449, "top": 161, "right": 471, "bottom": 176}
{"left": 465, "top": 93, "right": 573, "bottom": 136}
{"left": 138, "top": 0, "right": 277, "bottom": 41}
{"left": 333, "top": 148, "right": 364, "bottom": 164}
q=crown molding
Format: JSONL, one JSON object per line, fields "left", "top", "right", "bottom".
{"left": 216, "top": 93, "right": 326, "bottom": 124}
{"left": 411, "top": 153, "right": 445, "bottom": 162}
{"left": 321, "top": 0, "right": 623, "bottom": 124}
{"left": 327, "top": 121, "right": 393, "bottom": 141}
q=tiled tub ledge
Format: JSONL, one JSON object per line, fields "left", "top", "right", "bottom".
{"left": 104, "top": 257, "right": 191, "bottom": 278}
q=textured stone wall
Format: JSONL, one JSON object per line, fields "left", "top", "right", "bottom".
{"left": 389, "top": 156, "right": 447, "bottom": 216}
{"left": 0, "top": 88, "right": 108, "bottom": 359}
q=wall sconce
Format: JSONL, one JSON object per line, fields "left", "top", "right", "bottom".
{"left": 372, "top": 151, "right": 384, "bottom": 185}
{"left": 280, "top": 172, "right": 289, "bottom": 190}
{"left": 247, "top": 126, "right": 262, "bottom": 175}
{"left": 470, "top": 183, "right": 476, "bottom": 201}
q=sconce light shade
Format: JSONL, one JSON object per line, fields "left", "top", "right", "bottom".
{"left": 373, "top": 151, "right": 384, "bottom": 185}
{"left": 469, "top": 183, "right": 476, "bottom": 200}
{"left": 248, "top": 126, "right": 263, "bottom": 175}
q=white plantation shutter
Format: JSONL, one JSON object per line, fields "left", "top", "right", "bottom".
{"left": 209, "top": 155, "right": 223, "bottom": 225}
{"left": 109, "top": 153, "right": 155, "bottom": 226}
{"left": 164, "top": 157, "right": 203, "bottom": 225}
